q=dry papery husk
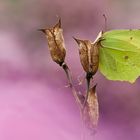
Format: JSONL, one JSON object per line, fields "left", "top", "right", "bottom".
{"left": 83, "top": 85, "right": 99, "bottom": 133}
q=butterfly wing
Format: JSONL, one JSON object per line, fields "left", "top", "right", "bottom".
{"left": 99, "top": 30, "right": 140, "bottom": 83}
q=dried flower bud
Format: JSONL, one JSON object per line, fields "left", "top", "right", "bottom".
{"left": 83, "top": 85, "right": 99, "bottom": 132}
{"left": 39, "top": 19, "right": 66, "bottom": 65}
{"left": 73, "top": 38, "right": 99, "bottom": 75}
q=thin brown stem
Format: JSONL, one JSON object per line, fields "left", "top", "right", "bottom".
{"left": 60, "top": 62, "right": 87, "bottom": 140}
{"left": 83, "top": 72, "right": 93, "bottom": 109}
{"left": 61, "top": 62, "right": 82, "bottom": 108}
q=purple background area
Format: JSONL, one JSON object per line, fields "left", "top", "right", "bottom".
{"left": 1, "top": 0, "right": 140, "bottom": 139}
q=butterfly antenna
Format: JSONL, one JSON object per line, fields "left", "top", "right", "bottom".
{"left": 103, "top": 14, "right": 107, "bottom": 32}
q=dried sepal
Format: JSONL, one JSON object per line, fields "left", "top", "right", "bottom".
{"left": 73, "top": 38, "right": 91, "bottom": 73}
{"left": 39, "top": 19, "right": 66, "bottom": 65}
{"left": 83, "top": 85, "right": 99, "bottom": 132}
{"left": 90, "top": 42, "right": 100, "bottom": 75}
{"left": 73, "top": 35, "right": 101, "bottom": 75}
{"left": 90, "top": 31, "right": 103, "bottom": 75}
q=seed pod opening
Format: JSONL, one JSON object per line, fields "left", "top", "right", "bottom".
{"left": 39, "top": 19, "right": 66, "bottom": 65}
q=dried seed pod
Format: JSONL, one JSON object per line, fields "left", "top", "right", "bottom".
{"left": 74, "top": 35, "right": 101, "bottom": 75}
{"left": 39, "top": 19, "right": 66, "bottom": 65}
{"left": 83, "top": 85, "right": 99, "bottom": 132}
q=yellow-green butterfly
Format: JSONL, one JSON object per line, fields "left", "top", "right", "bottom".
{"left": 98, "top": 29, "right": 140, "bottom": 83}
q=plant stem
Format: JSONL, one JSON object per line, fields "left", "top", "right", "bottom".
{"left": 83, "top": 72, "right": 93, "bottom": 109}
{"left": 61, "top": 62, "right": 83, "bottom": 108}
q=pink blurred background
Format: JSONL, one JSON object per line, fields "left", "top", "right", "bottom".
{"left": 1, "top": 0, "right": 140, "bottom": 139}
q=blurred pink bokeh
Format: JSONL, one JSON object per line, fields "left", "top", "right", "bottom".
{"left": 0, "top": 0, "right": 140, "bottom": 139}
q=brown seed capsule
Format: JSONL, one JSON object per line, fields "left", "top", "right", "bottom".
{"left": 39, "top": 19, "right": 66, "bottom": 65}
{"left": 74, "top": 38, "right": 100, "bottom": 75}
{"left": 83, "top": 85, "right": 99, "bottom": 132}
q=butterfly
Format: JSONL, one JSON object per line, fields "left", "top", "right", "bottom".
{"left": 75, "top": 29, "right": 140, "bottom": 83}
{"left": 99, "top": 29, "right": 140, "bottom": 83}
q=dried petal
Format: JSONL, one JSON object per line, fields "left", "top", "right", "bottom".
{"left": 83, "top": 85, "right": 99, "bottom": 132}
{"left": 39, "top": 19, "right": 66, "bottom": 65}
